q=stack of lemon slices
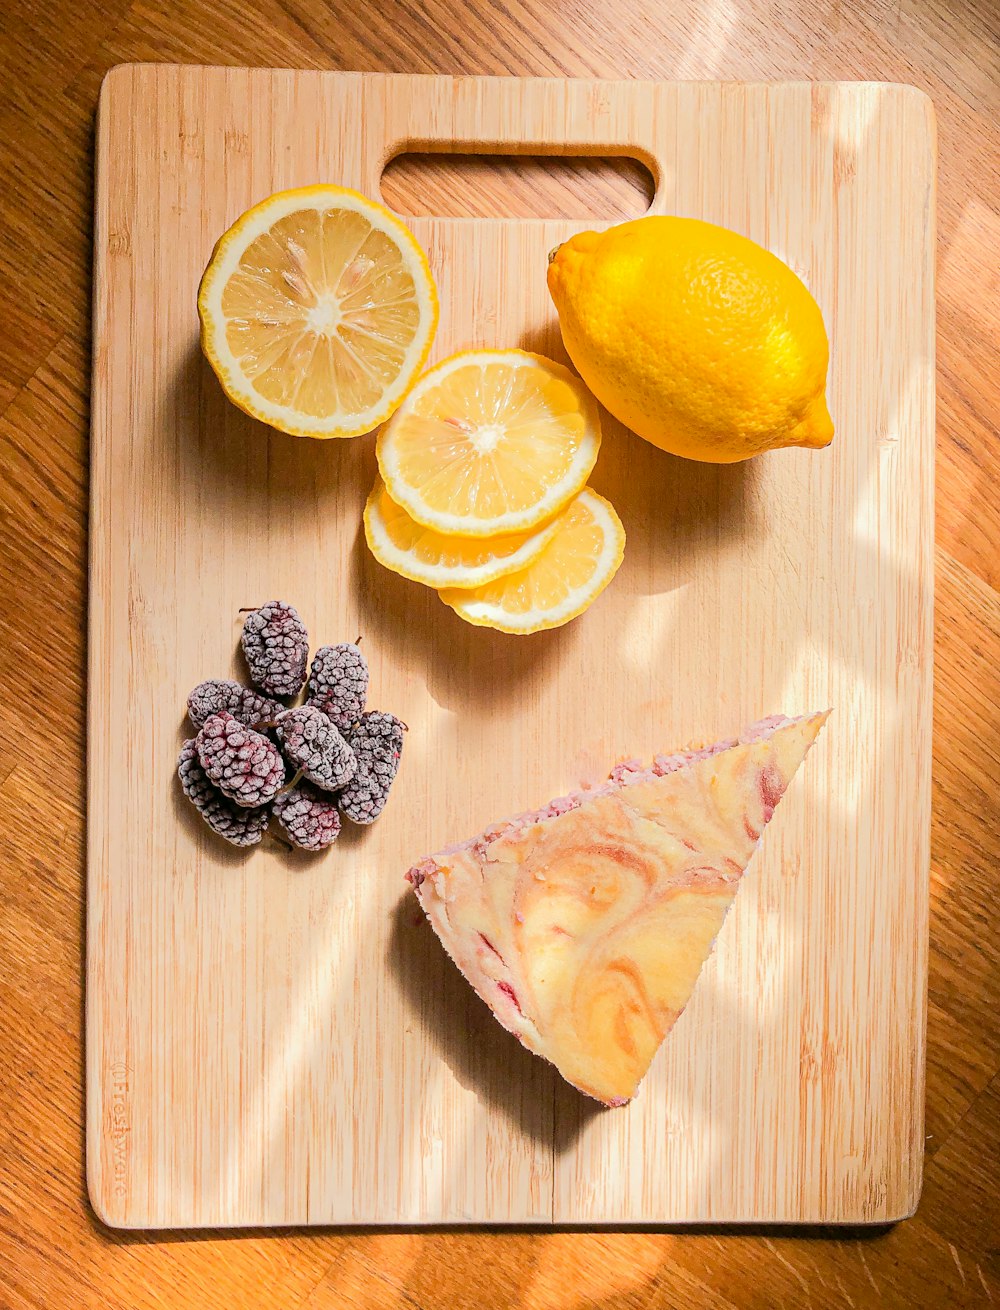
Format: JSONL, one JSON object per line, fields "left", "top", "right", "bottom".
{"left": 368, "top": 350, "right": 624, "bottom": 634}
{"left": 198, "top": 186, "right": 624, "bottom": 634}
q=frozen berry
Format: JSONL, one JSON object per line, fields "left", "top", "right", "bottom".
{"left": 338, "top": 711, "right": 405, "bottom": 825}
{"left": 273, "top": 781, "right": 342, "bottom": 851}
{"left": 240, "top": 601, "right": 309, "bottom": 697}
{"left": 307, "top": 642, "right": 368, "bottom": 732}
{"left": 276, "top": 705, "right": 356, "bottom": 791}
{"left": 187, "top": 678, "right": 284, "bottom": 730}
{"left": 177, "top": 740, "right": 270, "bottom": 847}
{"left": 196, "top": 711, "right": 286, "bottom": 807}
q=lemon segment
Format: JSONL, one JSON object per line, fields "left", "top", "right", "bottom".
{"left": 376, "top": 350, "right": 601, "bottom": 537}
{"left": 364, "top": 479, "right": 561, "bottom": 590}
{"left": 547, "top": 216, "right": 834, "bottom": 463}
{"left": 198, "top": 185, "right": 438, "bottom": 438}
{"left": 439, "top": 488, "right": 625, "bottom": 634}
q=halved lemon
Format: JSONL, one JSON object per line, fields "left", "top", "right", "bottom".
{"left": 376, "top": 350, "right": 601, "bottom": 537}
{"left": 364, "top": 478, "right": 561, "bottom": 590}
{"left": 439, "top": 488, "right": 625, "bottom": 634}
{"left": 198, "top": 185, "right": 438, "bottom": 438}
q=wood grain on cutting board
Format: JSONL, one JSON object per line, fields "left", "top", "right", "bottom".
{"left": 87, "top": 68, "right": 934, "bottom": 1227}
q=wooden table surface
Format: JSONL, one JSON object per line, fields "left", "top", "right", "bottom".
{"left": 1, "top": 0, "right": 997, "bottom": 1305}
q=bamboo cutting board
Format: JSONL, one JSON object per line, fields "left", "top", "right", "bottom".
{"left": 88, "top": 67, "right": 934, "bottom": 1228}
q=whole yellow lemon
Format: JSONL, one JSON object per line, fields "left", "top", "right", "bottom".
{"left": 547, "top": 216, "right": 834, "bottom": 462}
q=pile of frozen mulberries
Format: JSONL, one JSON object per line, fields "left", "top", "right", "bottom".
{"left": 177, "top": 601, "right": 405, "bottom": 851}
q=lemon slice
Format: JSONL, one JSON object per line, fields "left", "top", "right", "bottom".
{"left": 198, "top": 185, "right": 438, "bottom": 438}
{"left": 364, "top": 478, "right": 560, "bottom": 590}
{"left": 440, "top": 488, "right": 625, "bottom": 634}
{"left": 376, "top": 350, "right": 601, "bottom": 537}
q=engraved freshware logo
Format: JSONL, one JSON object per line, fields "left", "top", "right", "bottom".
{"left": 108, "top": 1062, "right": 130, "bottom": 1198}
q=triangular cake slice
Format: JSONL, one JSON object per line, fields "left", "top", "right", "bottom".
{"left": 407, "top": 711, "right": 828, "bottom": 1106}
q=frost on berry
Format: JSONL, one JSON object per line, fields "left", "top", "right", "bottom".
{"left": 196, "top": 711, "right": 286, "bottom": 807}
{"left": 240, "top": 600, "right": 309, "bottom": 697}
{"left": 276, "top": 705, "right": 356, "bottom": 791}
{"left": 307, "top": 642, "right": 369, "bottom": 732}
{"left": 177, "top": 739, "right": 270, "bottom": 847}
{"left": 339, "top": 711, "right": 405, "bottom": 825}
{"left": 273, "top": 781, "right": 342, "bottom": 851}
{"left": 187, "top": 678, "right": 284, "bottom": 730}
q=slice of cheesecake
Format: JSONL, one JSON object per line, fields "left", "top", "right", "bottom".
{"left": 407, "top": 711, "right": 828, "bottom": 1106}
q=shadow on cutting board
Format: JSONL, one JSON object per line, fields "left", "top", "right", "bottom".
{"left": 388, "top": 896, "right": 599, "bottom": 1154}
{"left": 350, "top": 515, "right": 571, "bottom": 714}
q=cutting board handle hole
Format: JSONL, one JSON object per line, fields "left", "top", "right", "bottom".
{"left": 381, "top": 150, "right": 656, "bottom": 221}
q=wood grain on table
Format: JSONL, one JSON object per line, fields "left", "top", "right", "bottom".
{"left": 1, "top": 0, "right": 997, "bottom": 1305}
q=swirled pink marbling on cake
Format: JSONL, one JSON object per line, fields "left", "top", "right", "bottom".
{"left": 407, "top": 711, "right": 828, "bottom": 1106}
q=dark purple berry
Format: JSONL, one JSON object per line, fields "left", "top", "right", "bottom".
{"left": 196, "top": 711, "right": 286, "bottom": 807}
{"left": 273, "top": 781, "right": 342, "bottom": 851}
{"left": 307, "top": 642, "right": 368, "bottom": 732}
{"left": 177, "top": 740, "right": 270, "bottom": 847}
{"left": 276, "top": 705, "right": 356, "bottom": 791}
{"left": 240, "top": 600, "right": 309, "bottom": 697}
{"left": 187, "top": 678, "right": 284, "bottom": 730}
{"left": 339, "top": 711, "right": 405, "bottom": 825}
